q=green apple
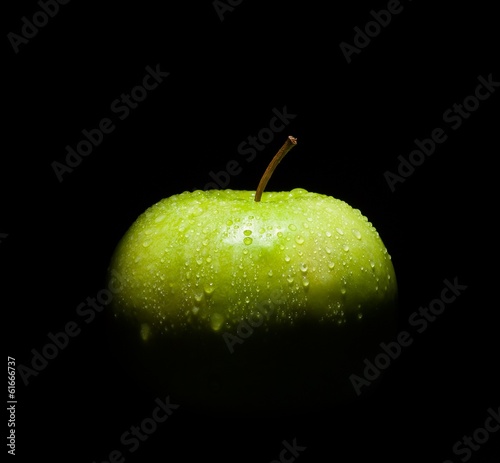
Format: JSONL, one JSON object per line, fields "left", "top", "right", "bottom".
{"left": 107, "top": 137, "right": 397, "bottom": 412}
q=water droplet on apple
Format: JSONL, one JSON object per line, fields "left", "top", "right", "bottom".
{"left": 204, "top": 283, "right": 215, "bottom": 295}
{"left": 192, "top": 306, "right": 200, "bottom": 315}
{"left": 142, "top": 240, "right": 152, "bottom": 247}
{"left": 336, "top": 228, "right": 344, "bottom": 236}
{"left": 284, "top": 255, "right": 291, "bottom": 262}
{"left": 343, "top": 244, "right": 350, "bottom": 252}
{"left": 302, "top": 279, "right": 310, "bottom": 288}
{"left": 295, "top": 236, "right": 304, "bottom": 245}
{"left": 300, "top": 263, "right": 308, "bottom": 273}
{"left": 352, "top": 229, "right": 362, "bottom": 240}
{"left": 287, "top": 276, "right": 294, "bottom": 284}
{"left": 244, "top": 229, "right": 252, "bottom": 236}
{"left": 370, "top": 260, "right": 376, "bottom": 269}
{"left": 288, "top": 224, "right": 297, "bottom": 231}
{"left": 277, "top": 231, "right": 283, "bottom": 238}
{"left": 326, "top": 231, "right": 332, "bottom": 238}
{"left": 357, "top": 313, "right": 363, "bottom": 320}
{"left": 340, "top": 287, "right": 347, "bottom": 295}
{"left": 268, "top": 269, "right": 273, "bottom": 277}
{"left": 140, "top": 323, "right": 151, "bottom": 342}
{"left": 328, "top": 262, "right": 335, "bottom": 269}
{"left": 196, "top": 257, "right": 203, "bottom": 265}
{"left": 325, "top": 246, "right": 332, "bottom": 254}
{"left": 206, "top": 256, "right": 212, "bottom": 263}
{"left": 210, "top": 313, "right": 225, "bottom": 331}
{"left": 243, "top": 237, "right": 253, "bottom": 245}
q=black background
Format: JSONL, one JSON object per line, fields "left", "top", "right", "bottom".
{"left": 2, "top": 0, "right": 499, "bottom": 462}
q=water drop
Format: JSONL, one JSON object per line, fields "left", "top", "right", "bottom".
{"left": 343, "top": 244, "right": 350, "bottom": 252}
{"left": 300, "top": 263, "right": 308, "bottom": 273}
{"left": 287, "top": 276, "right": 294, "bottom": 284}
{"left": 336, "top": 228, "right": 344, "bottom": 235}
{"left": 352, "top": 229, "right": 362, "bottom": 240}
{"left": 340, "top": 288, "right": 347, "bottom": 295}
{"left": 328, "top": 262, "right": 335, "bottom": 269}
{"left": 370, "top": 260, "right": 376, "bottom": 269}
{"left": 325, "top": 246, "right": 332, "bottom": 254}
{"left": 140, "top": 323, "right": 151, "bottom": 342}
{"left": 196, "top": 257, "right": 203, "bottom": 265}
{"left": 288, "top": 224, "right": 297, "bottom": 231}
{"left": 268, "top": 269, "right": 273, "bottom": 277}
{"left": 204, "top": 283, "right": 215, "bottom": 295}
{"left": 295, "top": 236, "right": 305, "bottom": 245}
{"left": 284, "top": 255, "right": 291, "bottom": 262}
{"left": 244, "top": 229, "right": 252, "bottom": 236}
{"left": 302, "top": 279, "right": 310, "bottom": 288}
{"left": 277, "top": 231, "right": 284, "bottom": 238}
{"left": 142, "top": 240, "right": 152, "bottom": 247}
{"left": 226, "top": 220, "right": 233, "bottom": 226}
{"left": 357, "top": 313, "right": 363, "bottom": 320}
{"left": 192, "top": 306, "right": 200, "bottom": 315}
{"left": 206, "top": 256, "right": 212, "bottom": 263}
{"left": 210, "top": 313, "right": 225, "bottom": 331}
{"left": 243, "top": 237, "right": 253, "bottom": 245}
{"left": 326, "top": 231, "right": 332, "bottom": 238}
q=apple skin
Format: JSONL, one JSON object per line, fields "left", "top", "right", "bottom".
{"left": 107, "top": 188, "right": 397, "bottom": 412}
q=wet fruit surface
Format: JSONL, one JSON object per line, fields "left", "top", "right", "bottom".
{"left": 107, "top": 188, "right": 398, "bottom": 412}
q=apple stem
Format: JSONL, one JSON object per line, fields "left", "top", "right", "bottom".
{"left": 254, "top": 136, "right": 297, "bottom": 202}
